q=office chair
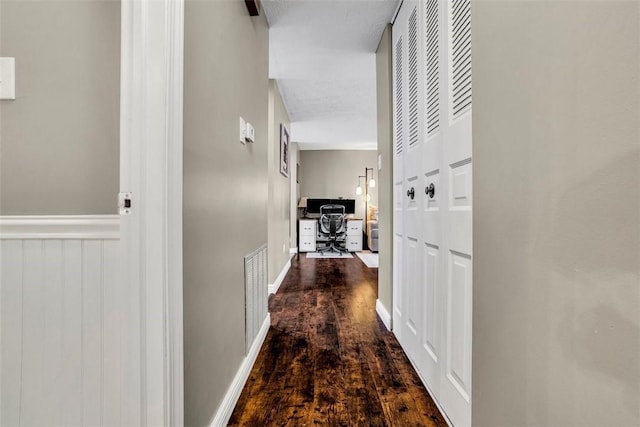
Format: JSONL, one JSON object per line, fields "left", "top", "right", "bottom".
{"left": 317, "top": 204, "right": 348, "bottom": 255}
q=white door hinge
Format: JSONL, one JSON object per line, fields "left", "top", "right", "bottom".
{"left": 118, "top": 192, "right": 133, "bottom": 215}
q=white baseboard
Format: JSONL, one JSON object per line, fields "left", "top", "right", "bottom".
{"left": 209, "top": 314, "right": 271, "bottom": 427}
{"left": 268, "top": 258, "right": 291, "bottom": 294}
{"left": 289, "top": 247, "right": 298, "bottom": 254}
{"left": 376, "top": 299, "right": 392, "bottom": 331}
{"left": 0, "top": 215, "right": 120, "bottom": 240}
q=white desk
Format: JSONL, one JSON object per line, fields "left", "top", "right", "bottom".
{"left": 298, "top": 218, "right": 363, "bottom": 252}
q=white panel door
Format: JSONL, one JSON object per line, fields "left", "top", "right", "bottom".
{"left": 394, "top": 0, "right": 423, "bottom": 362}
{"left": 418, "top": 0, "right": 444, "bottom": 394}
{"left": 438, "top": 0, "right": 473, "bottom": 425}
{"left": 392, "top": 5, "right": 407, "bottom": 341}
{"left": 401, "top": 0, "right": 423, "bottom": 361}
{"left": 392, "top": 0, "right": 472, "bottom": 425}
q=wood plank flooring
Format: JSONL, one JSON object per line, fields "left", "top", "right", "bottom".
{"left": 228, "top": 254, "right": 447, "bottom": 427}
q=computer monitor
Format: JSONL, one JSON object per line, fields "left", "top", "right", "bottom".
{"left": 306, "top": 198, "right": 356, "bottom": 215}
{"left": 306, "top": 198, "right": 331, "bottom": 214}
{"left": 331, "top": 199, "right": 355, "bottom": 214}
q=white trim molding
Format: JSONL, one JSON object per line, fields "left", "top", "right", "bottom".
{"left": 268, "top": 258, "right": 291, "bottom": 295}
{"left": 209, "top": 314, "right": 271, "bottom": 427}
{"left": 376, "top": 299, "right": 392, "bottom": 331}
{"left": 120, "top": 0, "right": 184, "bottom": 424}
{"left": 0, "top": 215, "right": 120, "bottom": 240}
{"left": 289, "top": 247, "right": 298, "bottom": 254}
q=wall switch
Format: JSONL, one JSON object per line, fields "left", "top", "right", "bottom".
{"left": 246, "top": 122, "right": 255, "bottom": 143}
{"left": 0, "top": 58, "right": 16, "bottom": 100}
{"left": 239, "top": 117, "right": 246, "bottom": 144}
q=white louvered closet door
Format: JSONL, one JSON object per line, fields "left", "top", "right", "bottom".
{"left": 438, "top": 0, "right": 472, "bottom": 424}
{"left": 393, "top": 0, "right": 423, "bottom": 362}
{"left": 401, "top": 0, "right": 423, "bottom": 361}
{"left": 418, "top": 0, "right": 444, "bottom": 399}
{"left": 392, "top": 0, "right": 472, "bottom": 425}
{"left": 391, "top": 2, "right": 407, "bottom": 344}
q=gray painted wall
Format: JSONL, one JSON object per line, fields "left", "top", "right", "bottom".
{"left": 375, "top": 24, "right": 393, "bottom": 317}
{"left": 299, "top": 150, "right": 378, "bottom": 221}
{"left": 0, "top": 0, "right": 120, "bottom": 214}
{"left": 268, "top": 80, "right": 291, "bottom": 283}
{"left": 183, "top": 1, "right": 269, "bottom": 425}
{"left": 473, "top": 2, "right": 640, "bottom": 425}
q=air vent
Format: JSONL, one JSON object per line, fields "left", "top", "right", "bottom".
{"left": 394, "top": 38, "right": 404, "bottom": 157}
{"left": 407, "top": 7, "right": 419, "bottom": 148}
{"left": 244, "top": 244, "right": 268, "bottom": 354}
{"left": 425, "top": 0, "right": 439, "bottom": 135}
{"left": 451, "top": 0, "right": 471, "bottom": 118}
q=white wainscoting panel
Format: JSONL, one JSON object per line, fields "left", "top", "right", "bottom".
{"left": 1, "top": 216, "right": 125, "bottom": 426}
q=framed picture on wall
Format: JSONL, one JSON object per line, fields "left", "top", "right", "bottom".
{"left": 280, "top": 124, "right": 289, "bottom": 177}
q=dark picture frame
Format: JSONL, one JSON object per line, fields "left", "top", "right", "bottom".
{"left": 280, "top": 124, "right": 289, "bottom": 177}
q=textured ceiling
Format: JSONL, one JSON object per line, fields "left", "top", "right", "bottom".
{"left": 262, "top": 0, "right": 398, "bottom": 150}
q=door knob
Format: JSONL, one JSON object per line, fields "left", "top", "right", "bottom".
{"left": 425, "top": 183, "right": 435, "bottom": 199}
{"left": 407, "top": 187, "right": 415, "bottom": 200}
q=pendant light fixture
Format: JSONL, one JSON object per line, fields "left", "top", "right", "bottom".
{"left": 366, "top": 168, "right": 375, "bottom": 188}
{"left": 356, "top": 175, "right": 365, "bottom": 196}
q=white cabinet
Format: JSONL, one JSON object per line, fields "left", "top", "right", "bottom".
{"left": 299, "top": 219, "right": 316, "bottom": 252}
{"left": 298, "top": 218, "right": 363, "bottom": 253}
{"left": 346, "top": 219, "right": 362, "bottom": 252}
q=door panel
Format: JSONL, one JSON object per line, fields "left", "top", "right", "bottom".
{"left": 439, "top": 0, "right": 472, "bottom": 425}
{"left": 450, "top": 159, "right": 472, "bottom": 209}
{"left": 446, "top": 251, "right": 472, "bottom": 401}
{"left": 392, "top": 0, "right": 472, "bottom": 425}
{"left": 392, "top": 5, "right": 406, "bottom": 335}
{"left": 417, "top": 0, "right": 445, "bottom": 401}
{"left": 420, "top": 241, "right": 441, "bottom": 387}
{"left": 404, "top": 236, "right": 420, "bottom": 343}
{"left": 401, "top": 0, "right": 422, "bottom": 362}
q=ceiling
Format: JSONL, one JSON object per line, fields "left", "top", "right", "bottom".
{"left": 262, "top": 0, "right": 399, "bottom": 150}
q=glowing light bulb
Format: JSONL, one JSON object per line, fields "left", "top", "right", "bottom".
{"left": 356, "top": 186, "right": 363, "bottom": 196}
{"left": 369, "top": 178, "right": 376, "bottom": 188}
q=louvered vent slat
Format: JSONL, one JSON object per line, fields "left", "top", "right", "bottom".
{"left": 425, "top": 0, "right": 439, "bottom": 135}
{"left": 244, "top": 244, "right": 267, "bottom": 354}
{"left": 451, "top": 0, "right": 471, "bottom": 118}
{"left": 394, "top": 38, "right": 404, "bottom": 156}
{"left": 452, "top": 0, "right": 466, "bottom": 18}
{"left": 407, "top": 7, "right": 419, "bottom": 147}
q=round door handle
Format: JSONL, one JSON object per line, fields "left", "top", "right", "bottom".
{"left": 407, "top": 187, "right": 415, "bottom": 200}
{"left": 425, "top": 183, "right": 435, "bottom": 199}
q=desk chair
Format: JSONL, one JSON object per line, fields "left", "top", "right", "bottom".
{"left": 317, "top": 204, "right": 348, "bottom": 255}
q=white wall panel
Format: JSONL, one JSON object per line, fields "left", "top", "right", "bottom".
{"left": 1, "top": 239, "right": 23, "bottom": 426}
{"left": 0, "top": 216, "right": 126, "bottom": 426}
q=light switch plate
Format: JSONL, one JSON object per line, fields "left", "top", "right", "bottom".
{"left": 0, "top": 58, "right": 16, "bottom": 100}
{"left": 239, "top": 117, "right": 246, "bottom": 144}
{"left": 246, "top": 122, "right": 255, "bottom": 143}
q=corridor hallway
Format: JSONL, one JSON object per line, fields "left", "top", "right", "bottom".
{"left": 228, "top": 255, "right": 446, "bottom": 426}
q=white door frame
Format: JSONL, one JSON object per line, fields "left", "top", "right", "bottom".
{"left": 120, "top": 0, "right": 184, "bottom": 425}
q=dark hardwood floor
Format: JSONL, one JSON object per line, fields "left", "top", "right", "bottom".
{"left": 228, "top": 254, "right": 446, "bottom": 427}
